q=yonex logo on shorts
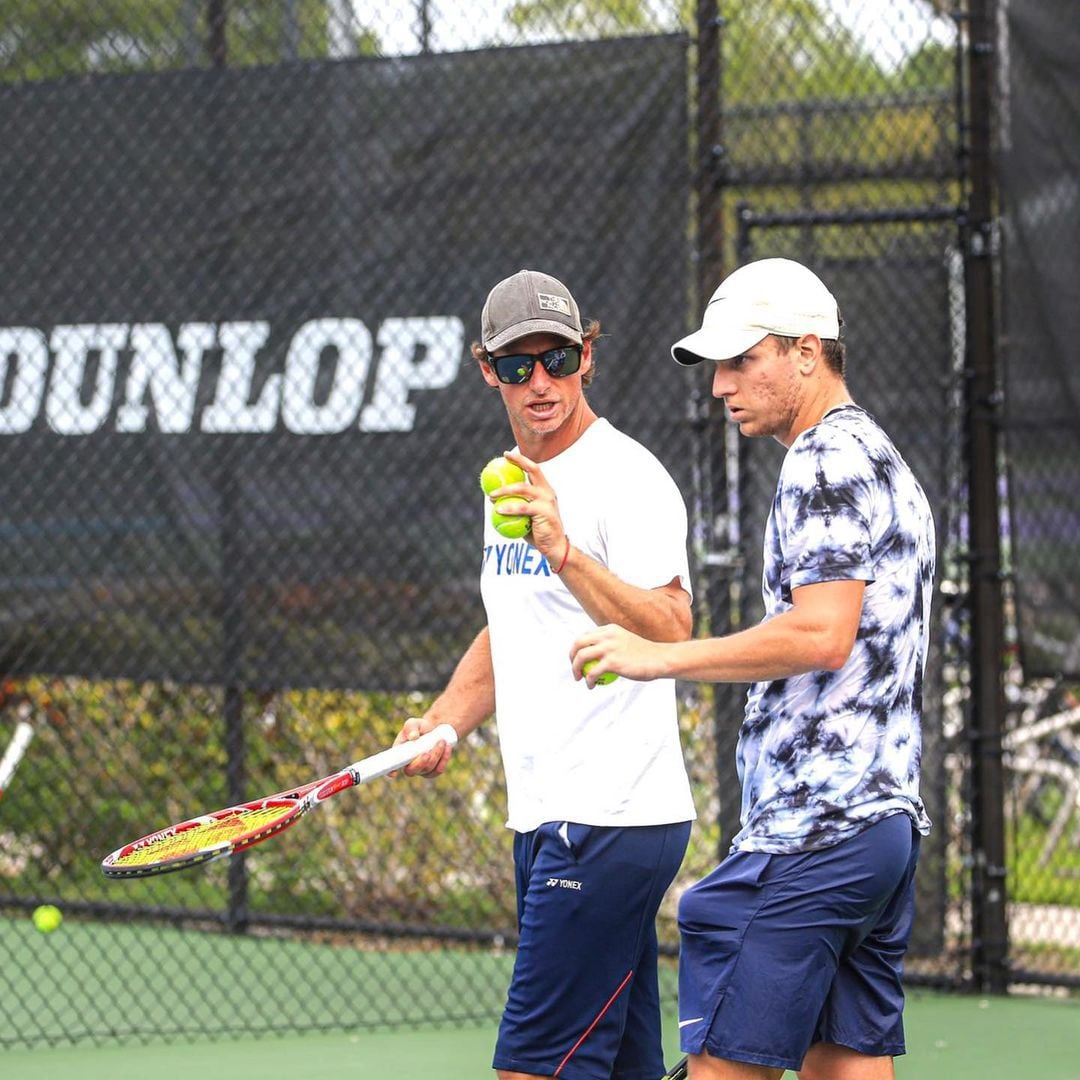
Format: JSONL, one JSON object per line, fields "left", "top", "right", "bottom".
{"left": 545, "top": 877, "right": 583, "bottom": 890}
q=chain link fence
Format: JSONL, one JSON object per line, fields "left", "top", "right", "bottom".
{"left": 0, "top": 0, "right": 1076, "bottom": 1053}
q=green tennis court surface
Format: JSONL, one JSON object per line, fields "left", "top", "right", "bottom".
{"left": 1, "top": 916, "right": 513, "bottom": 1043}
{"left": 3, "top": 992, "right": 1078, "bottom": 1078}
{"left": 3, "top": 917, "right": 1077, "bottom": 1077}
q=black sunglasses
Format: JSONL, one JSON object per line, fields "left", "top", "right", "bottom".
{"left": 486, "top": 343, "right": 583, "bottom": 385}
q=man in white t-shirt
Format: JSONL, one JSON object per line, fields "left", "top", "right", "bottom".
{"left": 395, "top": 268, "right": 695, "bottom": 1080}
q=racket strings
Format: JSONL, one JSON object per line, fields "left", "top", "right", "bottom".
{"left": 110, "top": 805, "right": 292, "bottom": 867}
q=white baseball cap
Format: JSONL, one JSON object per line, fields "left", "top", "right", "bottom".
{"left": 671, "top": 258, "right": 841, "bottom": 366}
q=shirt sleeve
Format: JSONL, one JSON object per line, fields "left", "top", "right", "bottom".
{"left": 600, "top": 454, "right": 693, "bottom": 600}
{"left": 776, "top": 426, "right": 877, "bottom": 596}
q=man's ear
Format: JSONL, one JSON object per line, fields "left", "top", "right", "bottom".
{"left": 580, "top": 338, "right": 593, "bottom": 374}
{"left": 478, "top": 356, "right": 500, "bottom": 388}
{"left": 795, "top": 334, "right": 823, "bottom": 374}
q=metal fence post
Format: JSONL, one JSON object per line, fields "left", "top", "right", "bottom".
{"left": 961, "top": 0, "right": 1009, "bottom": 994}
{"left": 693, "top": 2, "right": 743, "bottom": 858}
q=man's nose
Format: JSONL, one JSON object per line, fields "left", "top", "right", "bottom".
{"left": 529, "top": 360, "right": 553, "bottom": 388}
{"left": 712, "top": 366, "right": 734, "bottom": 398}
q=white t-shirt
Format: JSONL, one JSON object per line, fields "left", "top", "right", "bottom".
{"left": 480, "top": 418, "right": 696, "bottom": 832}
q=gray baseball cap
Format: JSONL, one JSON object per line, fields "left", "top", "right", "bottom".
{"left": 481, "top": 269, "right": 583, "bottom": 351}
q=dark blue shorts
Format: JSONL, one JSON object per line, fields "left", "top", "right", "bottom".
{"left": 493, "top": 819, "right": 691, "bottom": 1080}
{"left": 677, "top": 813, "right": 920, "bottom": 1072}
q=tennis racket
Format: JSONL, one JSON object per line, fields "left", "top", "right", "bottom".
{"left": 0, "top": 719, "right": 34, "bottom": 801}
{"left": 664, "top": 1055, "right": 688, "bottom": 1079}
{"left": 101, "top": 723, "right": 458, "bottom": 879}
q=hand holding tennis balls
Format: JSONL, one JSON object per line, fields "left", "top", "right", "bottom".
{"left": 479, "top": 455, "right": 525, "bottom": 496}
{"left": 491, "top": 497, "right": 531, "bottom": 539}
{"left": 583, "top": 660, "right": 618, "bottom": 686}
{"left": 32, "top": 904, "right": 62, "bottom": 933}
{"left": 572, "top": 625, "right": 659, "bottom": 686}
{"left": 480, "top": 455, "right": 530, "bottom": 539}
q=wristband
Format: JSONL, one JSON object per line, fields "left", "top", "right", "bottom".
{"left": 552, "top": 536, "right": 571, "bottom": 574}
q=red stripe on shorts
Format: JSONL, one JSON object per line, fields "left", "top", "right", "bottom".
{"left": 554, "top": 969, "right": 634, "bottom": 1076}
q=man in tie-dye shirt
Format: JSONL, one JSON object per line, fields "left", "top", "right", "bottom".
{"left": 571, "top": 258, "right": 935, "bottom": 1080}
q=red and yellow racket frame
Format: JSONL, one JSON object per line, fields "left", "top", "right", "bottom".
{"left": 101, "top": 724, "right": 457, "bottom": 879}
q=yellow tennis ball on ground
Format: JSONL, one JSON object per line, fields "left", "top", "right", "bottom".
{"left": 479, "top": 456, "right": 526, "bottom": 496}
{"left": 492, "top": 496, "right": 531, "bottom": 539}
{"left": 32, "top": 904, "right": 62, "bottom": 933}
{"left": 583, "top": 660, "right": 618, "bottom": 686}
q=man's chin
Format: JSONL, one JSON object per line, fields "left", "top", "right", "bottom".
{"left": 522, "top": 410, "right": 562, "bottom": 433}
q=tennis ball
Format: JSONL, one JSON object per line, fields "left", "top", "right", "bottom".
{"left": 479, "top": 456, "right": 526, "bottom": 496}
{"left": 492, "top": 496, "right": 531, "bottom": 539}
{"left": 583, "top": 660, "right": 618, "bottom": 686}
{"left": 32, "top": 904, "right": 62, "bottom": 934}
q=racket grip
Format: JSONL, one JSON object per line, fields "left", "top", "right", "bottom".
{"left": 351, "top": 723, "right": 459, "bottom": 784}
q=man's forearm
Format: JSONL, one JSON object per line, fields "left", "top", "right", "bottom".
{"left": 654, "top": 598, "right": 859, "bottom": 683}
{"left": 426, "top": 626, "right": 497, "bottom": 735}
{"left": 558, "top": 545, "right": 691, "bottom": 642}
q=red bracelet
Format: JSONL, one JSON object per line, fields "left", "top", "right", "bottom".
{"left": 553, "top": 536, "right": 571, "bottom": 574}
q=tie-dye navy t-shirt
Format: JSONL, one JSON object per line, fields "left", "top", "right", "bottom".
{"left": 732, "top": 405, "right": 935, "bottom": 854}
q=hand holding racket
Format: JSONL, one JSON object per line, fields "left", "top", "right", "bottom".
{"left": 394, "top": 716, "right": 458, "bottom": 777}
{"left": 101, "top": 723, "right": 458, "bottom": 879}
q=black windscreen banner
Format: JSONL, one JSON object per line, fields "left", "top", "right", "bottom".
{"left": 1002, "top": 2, "right": 1080, "bottom": 677}
{"left": 0, "top": 35, "right": 691, "bottom": 689}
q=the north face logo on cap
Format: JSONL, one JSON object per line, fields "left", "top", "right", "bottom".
{"left": 537, "top": 292, "right": 571, "bottom": 316}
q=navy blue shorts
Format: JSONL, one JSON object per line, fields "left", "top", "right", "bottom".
{"left": 677, "top": 813, "right": 920, "bottom": 1072}
{"left": 493, "top": 819, "right": 691, "bottom": 1080}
